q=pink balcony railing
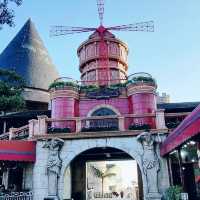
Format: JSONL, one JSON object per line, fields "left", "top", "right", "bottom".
{"left": 0, "top": 109, "right": 168, "bottom": 140}
{"left": 44, "top": 114, "right": 157, "bottom": 134}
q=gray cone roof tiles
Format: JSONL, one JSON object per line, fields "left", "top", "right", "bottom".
{"left": 0, "top": 18, "right": 59, "bottom": 90}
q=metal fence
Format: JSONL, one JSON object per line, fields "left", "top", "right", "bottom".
{"left": 0, "top": 192, "right": 33, "bottom": 200}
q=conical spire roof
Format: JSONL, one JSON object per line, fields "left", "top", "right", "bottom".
{"left": 0, "top": 19, "right": 59, "bottom": 90}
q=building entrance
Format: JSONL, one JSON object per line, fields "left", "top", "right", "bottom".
{"left": 69, "top": 147, "right": 143, "bottom": 200}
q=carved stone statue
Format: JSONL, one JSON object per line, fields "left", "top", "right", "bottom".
{"left": 137, "top": 131, "right": 162, "bottom": 199}
{"left": 43, "top": 138, "right": 64, "bottom": 199}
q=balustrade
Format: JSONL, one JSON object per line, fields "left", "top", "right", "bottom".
{"left": 42, "top": 114, "right": 157, "bottom": 135}
{"left": 0, "top": 191, "right": 33, "bottom": 200}
{"left": 0, "top": 110, "right": 170, "bottom": 139}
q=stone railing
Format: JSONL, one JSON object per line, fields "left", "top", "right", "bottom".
{"left": 9, "top": 125, "right": 29, "bottom": 140}
{"left": 0, "top": 132, "right": 9, "bottom": 140}
{"left": 27, "top": 110, "right": 167, "bottom": 137}
{"left": 0, "top": 191, "right": 33, "bottom": 200}
{"left": 0, "top": 125, "right": 29, "bottom": 141}
{"left": 0, "top": 109, "right": 168, "bottom": 140}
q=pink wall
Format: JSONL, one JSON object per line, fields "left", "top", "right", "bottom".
{"left": 79, "top": 98, "right": 129, "bottom": 117}
{"left": 52, "top": 97, "right": 76, "bottom": 118}
{"left": 51, "top": 97, "right": 77, "bottom": 131}
{"left": 130, "top": 93, "right": 157, "bottom": 128}
{"left": 51, "top": 93, "right": 157, "bottom": 130}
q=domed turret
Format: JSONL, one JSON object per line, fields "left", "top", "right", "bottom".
{"left": 77, "top": 27, "right": 128, "bottom": 85}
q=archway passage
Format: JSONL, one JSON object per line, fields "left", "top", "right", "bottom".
{"left": 67, "top": 147, "right": 143, "bottom": 200}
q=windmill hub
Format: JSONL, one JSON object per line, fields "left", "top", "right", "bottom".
{"left": 96, "top": 25, "right": 107, "bottom": 34}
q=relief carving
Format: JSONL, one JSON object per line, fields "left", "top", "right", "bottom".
{"left": 43, "top": 138, "right": 64, "bottom": 199}
{"left": 137, "top": 132, "right": 162, "bottom": 200}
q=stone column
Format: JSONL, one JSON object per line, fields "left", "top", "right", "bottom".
{"left": 28, "top": 119, "right": 38, "bottom": 138}
{"left": 37, "top": 115, "right": 48, "bottom": 135}
{"left": 2, "top": 168, "right": 9, "bottom": 189}
{"left": 76, "top": 118, "right": 82, "bottom": 133}
{"left": 118, "top": 116, "right": 125, "bottom": 131}
{"left": 156, "top": 109, "right": 167, "bottom": 129}
{"left": 9, "top": 128, "right": 15, "bottom": 140}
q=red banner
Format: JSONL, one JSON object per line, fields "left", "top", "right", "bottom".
{"left": 0, "top": 141, "right": 36, "bottom": 162}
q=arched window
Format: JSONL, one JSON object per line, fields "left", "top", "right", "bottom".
{"left": 91, "top": 107, "right": 116, "bottom": 116}
{"left": 87, "top": 107, "right": 118, "bottom": 131}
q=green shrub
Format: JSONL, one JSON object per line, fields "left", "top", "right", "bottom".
{"left": 81, "top": 126, "right": 118, "bottom": 132}
{"left": 109, "top": 82, "right": 127, "bottom": 89}
{"left": 166, "top": 121, "right": 181, "bottom": 129}
{"left": 80, "top": 85, "right": 99, "bottom": 92}
{"left": 49, "top": 81, "right": 79, "bottom": 90}
{"left": 164, "top": 186, "right": 183, "bottom": 200}
{"left": 47, "top": 127, "right": 71, "bottom": 134}
{"left": 80, "top": 82, "right": 128, "bottom": 93}
{"left": 128, "top": 76, "right": 157, "bottom": 86}
{"left": 129, "top": 124, "right": 151, "bottom": 131}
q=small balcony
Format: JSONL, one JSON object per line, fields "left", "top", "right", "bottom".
{"left": 0, "top": 109, "right": 170, "bottom": 140}
{"left": 45, "top": 114, "right": 156, "bottom": 133}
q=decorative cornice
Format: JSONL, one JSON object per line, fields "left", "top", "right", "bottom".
{"left": 127, "top": 83, "right": 157, "bottom": 96}
{"left": 79, "top": 55, "right": 128, "bottom": 71}
{"left": 77, "top": 37, "right": 128, "bottom": 54}
{"left": 50, "top": 87, "right": 79, "bottom": 100}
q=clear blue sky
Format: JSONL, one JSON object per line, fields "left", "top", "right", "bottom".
{"left": 1, "top": 0, "right": 200, "bottom": 103}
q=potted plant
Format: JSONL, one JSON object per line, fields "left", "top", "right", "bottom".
{"left": 164, "top": 186, "right": 183, "bottom": 200}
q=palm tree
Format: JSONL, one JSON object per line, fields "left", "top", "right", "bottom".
{"left": 90, "top": 164, "right": 117, "bottom": 195}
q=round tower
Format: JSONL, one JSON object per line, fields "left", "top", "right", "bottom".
{"left": 50, "top": 78, "right": 79, "bottom": 132}
{"left": 77, "top": 26, "right": 128, "bottom": 85}
{"left": 127, "top": 73, "right": 157, "bottom": 128}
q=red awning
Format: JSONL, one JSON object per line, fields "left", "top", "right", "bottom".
{"left": 161, "top": 104, "right": 200, "bottom": 156}
{"left": 0, "top": 141, "right": 36, "bottom": 162}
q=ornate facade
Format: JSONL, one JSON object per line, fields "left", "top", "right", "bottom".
{"left": 0, "top": 19, "right": 199, "bottom": 200}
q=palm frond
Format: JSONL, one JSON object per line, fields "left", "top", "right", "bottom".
{"left": 103, "top": 172, "right": 116, "bottom": 178}
{"left": 90, "top": 165, "right": 104, "bottom": 178}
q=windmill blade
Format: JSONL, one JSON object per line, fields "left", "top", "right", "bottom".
{"left": 50, "top": 26, "right": 96, "bottom": 36}
{"left": 107, "top": 21, "right": 154, "bottom": 32}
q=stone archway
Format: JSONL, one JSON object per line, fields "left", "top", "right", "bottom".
{"left": 70, "top": 147, "right": 143, "bottom": 200}
{"left": 58, "top": 137, "right": 148, "bottom": 200}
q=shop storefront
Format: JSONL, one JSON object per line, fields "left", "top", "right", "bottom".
{"left": 161, "top": 105, "right": 200, "bottom": 200}
{"left": 0, "top": 141, "right": 35, "bottom": 196}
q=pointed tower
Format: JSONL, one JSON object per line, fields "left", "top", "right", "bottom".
{"left": 0, "top": 18, "right": 59, "bottom": 89}
{"left": 0, "top": 19, "right": 59, "bottom": 109}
